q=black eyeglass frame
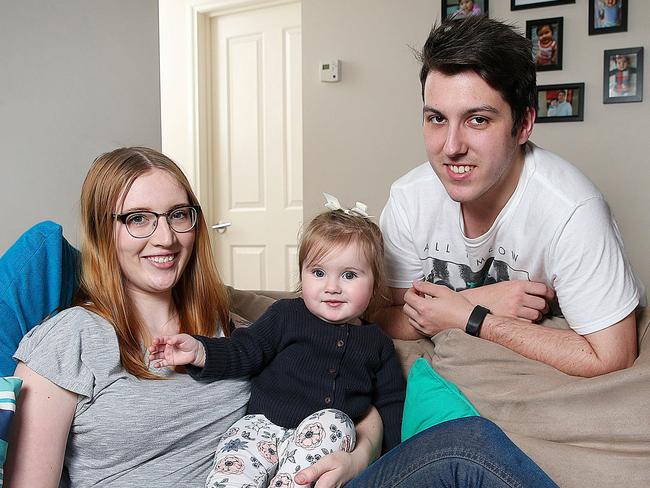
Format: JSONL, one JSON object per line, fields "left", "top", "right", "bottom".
{"left": 112, "top": 205, "right": 202, "bottom": 238}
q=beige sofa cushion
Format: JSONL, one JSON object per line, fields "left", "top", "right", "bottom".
{"left": 395, "top": 309, "right": 650, "bottom": 488}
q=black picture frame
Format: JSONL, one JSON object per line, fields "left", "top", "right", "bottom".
{"left": 442, "top": 0, "right": 489, "bottom": 20}
{"left": 603, "top": 47, "right": 643, "bottom": 103}
{"left": 536, "top": 83, "right": 585, "bottom": 123}
{"left": 588, "top": 0, "right": 627, "bottom": 35}
{"left": 526, "top": 17, "right": 564, "bottom": 72}
{"left": 511, "top": 0, "right": 574, "bottom": 11}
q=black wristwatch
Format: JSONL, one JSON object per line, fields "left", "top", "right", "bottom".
{"left": 465, "top": 305, "right": 490, "bottom": 337}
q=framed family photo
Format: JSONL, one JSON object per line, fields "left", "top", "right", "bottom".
{"left": 526, "top": 17, "right": 563, "bottom": 71}
{"left": 442, "top": 0, "right": 488, "bottom": 20}
{"left": 536, "top": 83, "right": 584, "bottom": 122}
{"left": 603, "top": 47, "right": 643, "bottom": 103}
{"left": 511, "top": 0, "right": 574, "bottom": 11}
{"left": 589, "top": 0, "right": 627, "bottom": 35}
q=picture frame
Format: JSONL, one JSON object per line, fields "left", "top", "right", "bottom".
{"left": 603, "top": 47, "right": 643, "bottom": 103}
{"left": 526, "top": 17, "right": 563, "bottom": 71}
{"left": 511, "top": 0, "right": 574, "bottom": 11}
{"left": 588, "top": 0, "right": 627, "bottom": 35}
{"left": 442, "top": 0, "right": 489, "bottom": 20}
{"left": 536, "top": 83, "right": 585, "bottom": 122}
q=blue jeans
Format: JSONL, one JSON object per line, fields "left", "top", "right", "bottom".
{"left": 346, "top": 417, "right": 559, "bottom": 487}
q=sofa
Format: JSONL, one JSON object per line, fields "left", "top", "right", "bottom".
{"left": 230, "top": 288, "right": 650, "bottom": 488}
{"left": 2, "top": 222, "right": 649, "bottom": 487}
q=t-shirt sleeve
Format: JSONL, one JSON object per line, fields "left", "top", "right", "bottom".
{"left": 549, "top": 197, "right": 643, "bottom": 334}
{"left": 380, "top": 189, "right": 426, "bottom": 289}
{"left": 13, "top": 308, "right": 95, "bottom": 398}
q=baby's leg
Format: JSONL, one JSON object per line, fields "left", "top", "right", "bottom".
{"left": 206, "top": 414, "right": 287, "bottom": 488}
{"left": 271, "top": 409, "right": 356, "bottom": 488}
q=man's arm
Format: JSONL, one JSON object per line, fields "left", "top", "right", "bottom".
{"left": 375, "top": 280, "right": 554, "bottom": 340}
{"left": 373, "top": 288, "right": 427, "bottom": 340}
{"left": 461, "top": 280, "right": 555, "bottom": 321}
{"left": 403, "top": 280, "right": 637, "bottom": 377}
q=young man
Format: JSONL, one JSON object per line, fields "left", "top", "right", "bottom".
{"left": 379, "top": 16, "right": 645, "bottom": 377}
{"left": 553, "top": 90, "right": 573, "bottom": 116}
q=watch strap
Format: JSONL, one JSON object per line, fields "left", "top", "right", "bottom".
{"left": 465, "top": 305, "right": 490, "bottom": 337}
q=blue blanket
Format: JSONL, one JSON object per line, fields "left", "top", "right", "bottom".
{"left": 0, "top": 221, "right": 79, "bottom": 375}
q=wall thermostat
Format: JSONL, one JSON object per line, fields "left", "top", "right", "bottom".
{"left": 320, "top": 60, "right": 340, "bottom": 82}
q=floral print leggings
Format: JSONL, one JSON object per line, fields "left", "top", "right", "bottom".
{"left": 206, "top": 409, "right": 356, "bottom": 488}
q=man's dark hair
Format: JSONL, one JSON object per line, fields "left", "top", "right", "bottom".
{"left": 418, "top": 16, "right": 537, "bottom": 136}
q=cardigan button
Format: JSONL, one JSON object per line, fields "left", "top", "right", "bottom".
{"left": 324, "top": 396, "right": 332, "bottom": 404}
{"left": 336, "top": 339, "right": 345, "bottom": 347}
{"left": 328, "top": 368, "right": 336, "bottom": 375}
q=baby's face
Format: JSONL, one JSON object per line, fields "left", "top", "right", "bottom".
{"left": 459, "top": 0, "right": 474, "bottom": 12}
{"left": 300, "top": 242, "right": 374, "bottom": 326}
{"left": 605, "top": 0, "right": 617, "bottom": 7}
{"left": 616, "top": 56, "right": 629, "bottom": 70}
{"left": 537, "top": 25, "right": 553, "bottom": 47}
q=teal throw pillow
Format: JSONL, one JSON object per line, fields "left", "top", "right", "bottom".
{"left": 0, "top": 376, "right": 22, "bottom": 485}
{"left": 402, "top": 358, "right": 479, "bottom": 441}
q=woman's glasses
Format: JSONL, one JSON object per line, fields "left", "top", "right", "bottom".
{"left": 113, "top": 205, "right": 200, "bottom": 238}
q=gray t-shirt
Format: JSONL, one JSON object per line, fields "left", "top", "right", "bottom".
{"left": 14, "top": 307, "right": 250, "bottom": 487}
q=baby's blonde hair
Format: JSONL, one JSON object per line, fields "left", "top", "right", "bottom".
{"left": 298, "top": 210, "right": 389, "bottom": 319}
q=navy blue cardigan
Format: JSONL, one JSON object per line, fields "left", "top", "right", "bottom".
{"left": 190, "top": 298, "right": 405, "bottom": 451}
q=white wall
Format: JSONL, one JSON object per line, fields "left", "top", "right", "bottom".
{"left": 0, "top": 0, "right": 161, "bottom": 252}
{"left": 302, "top": 0, "right": 650, "bottom": 289}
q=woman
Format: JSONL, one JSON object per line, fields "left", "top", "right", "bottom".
{"left": 5, "top": 147, "right": 379, "bottom": 487}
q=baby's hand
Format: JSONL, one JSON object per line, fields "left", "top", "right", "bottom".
{"left": 148, "top": 334, "right": 205, "bottom": 368}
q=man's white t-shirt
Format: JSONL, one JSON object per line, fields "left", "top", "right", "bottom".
{"left": 380, "top": 143, "right": 645, "bottom": 335}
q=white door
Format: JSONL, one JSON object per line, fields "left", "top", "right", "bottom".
{"left": 209, "top": 2, "right": 302, "bottom": 291}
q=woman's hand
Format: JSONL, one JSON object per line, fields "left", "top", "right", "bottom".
{"left": 294, "top": 450, "right": 364, "bottom": 488}
{"left": 295, "top": 406, "right": 382, "bottom": 487}
{"left": 148, "top": 334, "right": 205, "bottom": 368}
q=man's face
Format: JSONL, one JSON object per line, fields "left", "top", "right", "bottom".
{"left": 558, "top": 91, "right": 566, "bottom": 102}
{"left": 422, "top": 70, "right": 531, "bottom": 212}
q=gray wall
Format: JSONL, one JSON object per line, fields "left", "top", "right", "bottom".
{"left": 302, "top": 0, "right": 650, "bottom": 290}
{"left": 0, "top": 0, "right": 161, "bottom": 252}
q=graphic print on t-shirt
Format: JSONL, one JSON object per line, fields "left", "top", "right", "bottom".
{"left": 422, "top": 257, "right": 531, "bottom": 291}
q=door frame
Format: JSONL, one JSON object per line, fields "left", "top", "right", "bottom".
{"left": 159, "top": 0, "right": 300, "bottom": 204}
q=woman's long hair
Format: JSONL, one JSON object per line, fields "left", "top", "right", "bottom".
{"left": 74, "top": 147, "right": 230, "bottom": 379}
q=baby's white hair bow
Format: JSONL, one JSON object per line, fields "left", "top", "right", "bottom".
{"left": 323, "top": 193, "right": 371, "bottom": 218}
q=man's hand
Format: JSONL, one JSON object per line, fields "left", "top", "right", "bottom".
{"left": 403, "top": 280, "right": 475, "bottom": 336}
{"left": 461, "top": 280, "right": 554, "bottom": 322}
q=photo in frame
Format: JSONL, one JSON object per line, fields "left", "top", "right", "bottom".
{"left": 536, "top": 83, "right": 585, "bottom": 122}
{"left": 589, "top": 0, "right": 627, "bottom": 35}
{"left": 603, "top": 47, "right": 643, "bottom": 103}
{"left": 511, "top": 0, "right": 574, "bottom": 11}
{"left": 442, "top": 0, "right": 489, "bottom": 19}
{"left": 526, "top": 17, "right": 563, "bottom": 71}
